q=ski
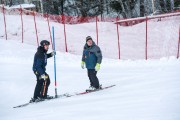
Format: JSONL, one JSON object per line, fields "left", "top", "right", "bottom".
{"left": 13, "top": 94, "right": 69, "bottom": 108}
{"left": 13, "top": 85, "right": 116, "bottom": 108}
{"left": 13, "top": 103, "right": 30, "bottom": 108}
{"left": 76, "top": 85, "right": 116, "bottom": 95}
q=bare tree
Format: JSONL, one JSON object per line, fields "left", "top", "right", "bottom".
{"left": 9, "top": 0, "right": 13, "bottom": 7}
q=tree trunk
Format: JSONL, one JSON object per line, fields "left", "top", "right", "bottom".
{"left": 119, "top": 0, "right": 126, "bottom": 18}
{"left": 125, "top": 0, "right": 133, "bottom": 18}
{"left": 160, "top": 0, "right": 167, "bottom": 12}
{"left": 100, "top": 0, "right": 103, "bottom": 20}
{"left": 61, "top": 0, "right": 64, "bottom": 15}
{"left": 140, "top": 0, "right": 145, "bottom": 17}
{"left": 9, "top": 0, "right": 13, "bottom": 7}
{"left": 166, "top": 0, "right": 173, "bottom": 11}
{"left": 105, "top": 0, "right": 109, "bottom": 15}
{"left": 170, "top": 0, "right": 174, "bottom": 11}
{"left": 40, "top": 0, "right": 44, "bottom": 13}
{"left": 163, "top": 0, "right": 168, "bottom": 11}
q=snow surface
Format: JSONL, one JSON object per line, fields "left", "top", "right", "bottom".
{"left": 3, "top": 4, "right": 36, "bottom": 9}
{"left": 0, "top": 39, "right": 180, "bottom": 120}
{"left": 0, "top": 12, "right": 180, "bottom": 120}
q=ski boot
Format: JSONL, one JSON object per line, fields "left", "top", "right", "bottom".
{"left": 29, "top": 97, "right": 44, "bottom": 103}
{"left": 42, "top": 95, "right": 54, "bottom": 99}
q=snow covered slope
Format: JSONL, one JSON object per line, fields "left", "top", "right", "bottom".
{"left": 0, "top": 13, "right": 179, "bottom": 59}
{"left": 0, "top": 39, "right": 180, "bottom": 120}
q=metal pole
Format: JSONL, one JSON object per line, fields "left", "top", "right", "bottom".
{"left": 20, "top": 5, "right": 24, "bottom": 43}
{"left": 52, "top": 26, "right": 58, "bottom": 98}
{"left": 116, "top": 17, "right": 120, "bottom": 59}
{"left": 47, "top": 14, "right": 53, "bottom": 49}
{"left": 33, "top": 11, "right": 39, "bottom": 46}
{"left": 2, "top": 5, "right": 7, "bottom": 40}
{"left": 145, "top": 16, "right": 148, "bottom": 60}
{"left": 63, "top": 15, "right": 68, "bottom": 52}
{"left": 96, "top": 16, "right": 99, "bottom": 45}
{"left": 177, "top": 25, "right": 180, "bottom": 59}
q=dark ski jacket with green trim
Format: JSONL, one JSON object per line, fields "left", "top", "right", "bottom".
{"left": 82, "top": 41, "right": 102, "bottom": 69}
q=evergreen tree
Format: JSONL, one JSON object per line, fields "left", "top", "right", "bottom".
{"left": 5, "top": 0, "right": 179, "bottom": 18}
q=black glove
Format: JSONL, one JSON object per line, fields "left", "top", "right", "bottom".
{"left": 51, "top": 51, "right": 56, "bottom": 56}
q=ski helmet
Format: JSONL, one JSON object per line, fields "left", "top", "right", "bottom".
{"left": 40, "top": 40, "right": 50, "bottom": 47}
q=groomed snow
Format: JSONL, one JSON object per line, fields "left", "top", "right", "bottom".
{"left": 0, "top": 11, "right": 180, "bottom": 120}
{"left": 0, "top": 39, "right": 180, "bottom": 120}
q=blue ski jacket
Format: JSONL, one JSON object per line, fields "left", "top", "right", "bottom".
{"left": 82, "top": 41, "right": 102, "bottom": 69}
{"left": 32, "top": 46, "right": 52, "bottom": 75}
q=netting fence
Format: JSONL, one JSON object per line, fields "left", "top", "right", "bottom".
{"left": 0, "top": 5, "right": 180, "bottom": 60}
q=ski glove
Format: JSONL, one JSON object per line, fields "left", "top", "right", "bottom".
{"left": 81, "top": 61, "right": 85, "bottom": 69}
{"left": 95, "top": 63, "right": 100, "bottom": 71}
{"left": 40, "top": 74, "right": 48, "bottom": 81}
{"left": 51, "top": 51, "right": 56, "bottom": 56}
{"left": 34, "top": 71, "right": 38, "bottom": 75}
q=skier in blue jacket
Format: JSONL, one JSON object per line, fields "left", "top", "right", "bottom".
{"left": 31, "top": 40, "right": 55, "bottom": 102}
{"left": 81, "top": 36, "right": 103, "bottom": 90}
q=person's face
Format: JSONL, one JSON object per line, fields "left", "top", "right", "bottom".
{"left": 87, "top": 39, "right": 93, "bottom": 46}
{"left": 44, "top": 45, "right": 49, "bottom": 51}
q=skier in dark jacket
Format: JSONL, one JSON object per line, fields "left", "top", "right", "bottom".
{"left": 31, "top": 40, "right": 55, "bottom": 102}
{"left": 81, "top": 36, "right": 102, "bottom": 90}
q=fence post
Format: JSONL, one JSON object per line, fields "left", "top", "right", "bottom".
{"left": 177, "top": 25, "right": 180, "bottom": 59}
{"left": 2, "top": 5, "right": 7, "bottom": 40}
{"left": 47, "top": 14, "right": 53, "bottom": 49}
{"left": 145, "top": 16, "right": 148, "bottom": 60}
{"left": 63, "top": 15, "right": 68, "bottom": 52}
{"left": 33, "top": 11, "right": 39, "bottom": 46}
{"left": 20, "top": 5, "right": 24, "bottom": 43}
{"left": 96, "top": 16, "right": 99, "bottom": 45}
{"left": 116, "top": 17, "right": 120, "bottom": 59}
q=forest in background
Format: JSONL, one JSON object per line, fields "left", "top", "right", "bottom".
{"left": 2, "top": 0, "right": 180, "bottom": 18}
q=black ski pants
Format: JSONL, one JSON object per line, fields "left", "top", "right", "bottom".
{"left": 87, "top": 69, "right": 99, "bottom": 89}
{"left": 33, "top": 72, "right": 50, "bottom": 99}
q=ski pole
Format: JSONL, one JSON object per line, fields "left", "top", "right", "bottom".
{"left": 52, "top": 26, "right": 58, "bottom": 98}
